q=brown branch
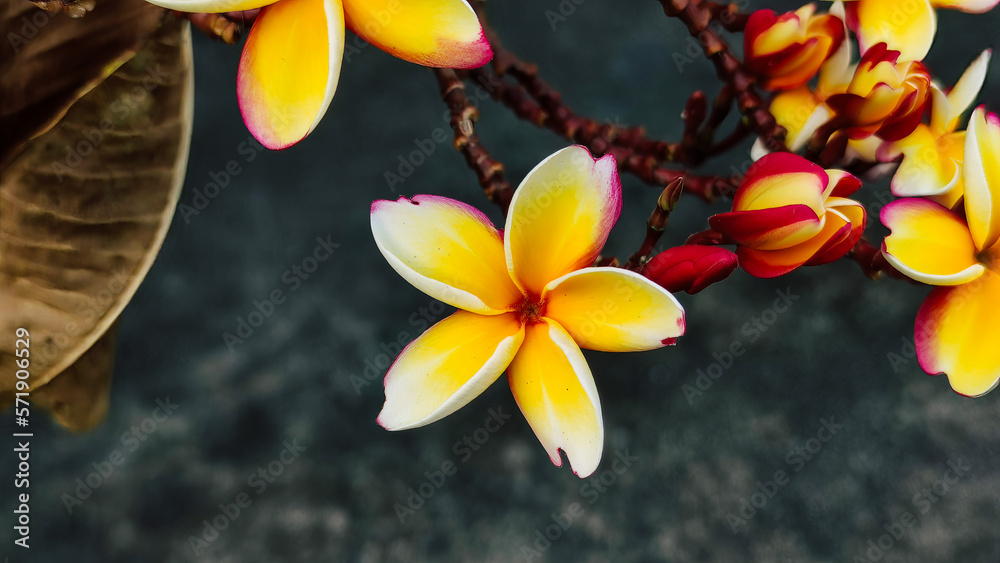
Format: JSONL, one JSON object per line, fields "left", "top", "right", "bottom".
{"left": 657, "top": 0, "right": 786, "bottom": 150}
{"left": 625, "top": 178, "right": 685, "bottom": 270}
{"left": 433, "top": 69, "right": 513, "bottom": 213}
{"left": 172, "top": 10, "right": 257, "bottom": 44}
{"left": 705, "top": 120, "right": 750, "bottom": 157}
{"left": 621, "top": 153, "right": 735, "bottom": 202}
{"left": 459, "top": 64, "right": 737, "bottom": 201}
{"left": 682, "top": 91, "right": 709, "bottom": 156}
{"left": 702, "top": 85, "right": 734, "bottom": 140}
{"left": 462, "top": 0, "right": 768, "bottom": 182}
{"left": 705, "top": 1, "right": 751, "bottom": 32}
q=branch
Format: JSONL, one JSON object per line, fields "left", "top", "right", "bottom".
{"left": 433, "top": 68, "right": 514, "bottom": 213}
{"left": 705, "top": 1, "right": 752, "bottom": 31}
{"left": 657, "top": 0, "right": 786, "bottom": 150}
{"left": 625, "top": 178, "right": 685, "bottom": 269}
{"left": 172, "top": 10, "right": 258, "bottom": 44}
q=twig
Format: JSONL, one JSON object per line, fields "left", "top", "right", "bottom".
{"left": 172, "top": 10, "right": 256, "bottom": 44}
{"left": 433, "top": 69, "right": 514, "bottom": 213}
{"left": 625, "top": 178, "right": 685, "bottom": 269}
{"left": 657, "top": 0, "right": 787, "bottom": 150}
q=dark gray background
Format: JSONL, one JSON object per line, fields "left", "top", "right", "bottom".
{"left": 5, "top": 0, "right": 1000, "bottom": 561}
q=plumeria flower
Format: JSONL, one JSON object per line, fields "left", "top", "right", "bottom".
{"left": 744, "top": 3, "right": 845, "bottom": 91}
{"left": 754, "top": 1, "right": 854, "bottom": 154}
{"left": 843, "top": 0, "right": 999, "bottom": 61}
{"left": 143, "top": 0, "right": 492, "bottom": 149}
{"left": 709, "top": 153, "right": 867, "bottom": 278}
{"left": 880, "top": 106, "right": 1000, "bottom": 395}
{"left": 826, "top": 43, "right": 931, "bottom": 141}
{"left": 879, "top": 50, "right": 991, "bottom": 208}
{"left": 370, "top": 146, "right": 686, "bottom": 477}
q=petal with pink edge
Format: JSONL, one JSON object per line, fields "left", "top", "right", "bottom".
{"left": 825, "top": 169, "right": 863, "bottom": 198}
{"left": 342, "top": 0, "right": 492, "bottom": 68}
{"left": 880, "top": 199, "right": 985, "bottom": 285}
{"left": 543, "top": 268, "right": 685, "bottom": 352}
{"left": 852, "top": 0, "right": 936, "bottom": 61}
{"left": 371, "top": 195, "right": 523, "bottom": 314}
{"left": 378, "top": 311, "right": 524, "bottom": 430}
{"left": 809, "top": 198, "right": 867, "bottom": 265}
{"left": 507, "top": 319, "right": 603, "bottom": 477}
{"left": 142, "top": 0, "right": 279, "bottom": 14}
{"left": 916, "top": 271, "right": 1000, "bottom": 397}
{"left": 733, "top": 153, "right": 828, "bottom": 216}
{"left": 709, "top": 205, "right": 824, "bottom": 250}
{"left": 238, "top": 0, "right": 345, "bottom": 150}
{"left": 931, "top": 0, "right": 1000, "bottom": 13}
{"left": 964, "top": 106, "right": 1000, "bottom": 250}
{"left": 737, "top": 207, "right": 851, "bottom": 278}
{"left": 505, "top": 146, "right": 621, "bottom": 296}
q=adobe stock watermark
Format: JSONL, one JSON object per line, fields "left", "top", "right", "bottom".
{"left": 673, "top": 0, "right": 752, "bottom": 73}
{"left": 350, "top": 298, "right": 449, "bottom": 394}
{"left": 726, "top": 416, "right": 846, "bottom": 533}
{"left": 853, "top": 458, "right": 971, "bottom": 562}
{"left": 176, "top": 135, "right": 268, "bottom": 224}
{"left": 382, "top": 71, "right": 626, "bottom": 192}
{"left": 394, "top": 406, "right": 512, "bottom": 523}
{"left": 682, "top": 287, "right": 799, "bottom": 404}
{"left": 520, "top": 449, "right": 638, "bottom": 560}
{"left": 188, "top": 439, "right": 306, "bottom": 556}
{"left": 32, "top": 270, "right": 132, "bottom": 373}
{"left": 544, "top": 0, "right": 588, "bottom": 30}
{"left": 223, "top": 235, "right": 340, "bottom": 352}
{"left": 382, "top": 71, "right": 507, "bottom": 192}
{"left": 342, "top": 0, "right": 403, "bottom": 64}
{"left": 7, "top": 6, "right": 54, "bottom": 54}
{"left": 50, "top": 64, "right": 173, "bottom": 182}
{"left": 885, "top": 273, "right": 989, "bottom": 373}
{"left": 61, "top": 398, "right": 179, "bottom": 514}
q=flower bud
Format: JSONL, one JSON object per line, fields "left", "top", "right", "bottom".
{"left": 708, "top": 153, "right": 867, "bottom": 278}
{"left": 644, "top": 245, "right": 739, "bottom": 294}
{"left": 744, "top": 4, "right": 846, "bottom": 91}
{"left": 658, "top": 178, "right": 685, "bottom": 212}
{"left": 826, "top": 43, "right": 931, "bottom": 141}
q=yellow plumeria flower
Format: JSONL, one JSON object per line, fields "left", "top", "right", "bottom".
{"left": 843, "top": 0, "right": 998, "bottom": 61}
{"left": 881, "top": 106, "right": 1000, "bottom": 396}
{"left": 143, "top": 0, "right": 492, "bottom": 149}
{"left": 754, "top": 1, "right": 853, "bottom": 154}
{"left": 370, "top": 146, "right": 686, "bottom": 477}
{"left": 880, "top": 50, "right": 991, "bottom": 209}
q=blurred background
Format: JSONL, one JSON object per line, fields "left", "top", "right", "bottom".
{"left": 4, "top": 0, "right": 1000, "bottom": 561}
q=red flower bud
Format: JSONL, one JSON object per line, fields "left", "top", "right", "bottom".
{"left": 744, "top": 4, "right": 846, "bottom": 91}
{"left": 708, "top": 153, "right": 867, "bottom": 278}
{"left": 644, "top": 245, "right": 739, "bottom": 294}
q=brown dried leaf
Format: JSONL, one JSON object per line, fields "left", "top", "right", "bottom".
{"left": 31, "top": 323, "right": 118, "bottom": 431}
{"left": 0, "top": 0, "right": 166, "bottom": 165}
{"left": 0, "top": 16, "right": 194, "bottom": 430}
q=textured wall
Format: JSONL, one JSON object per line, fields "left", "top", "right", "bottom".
{"left": 7, "top": 0, "right": 1000, "bottom": 561}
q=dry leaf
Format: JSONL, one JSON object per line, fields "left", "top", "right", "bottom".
{"left": 31, "top": 323, "right": 119, "bottom": 430}
{"left": 0, "top": 15, "right": 194, "bottom": 430}
{"left": 0, "top": 0, "right": 166, "bottom": 165}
